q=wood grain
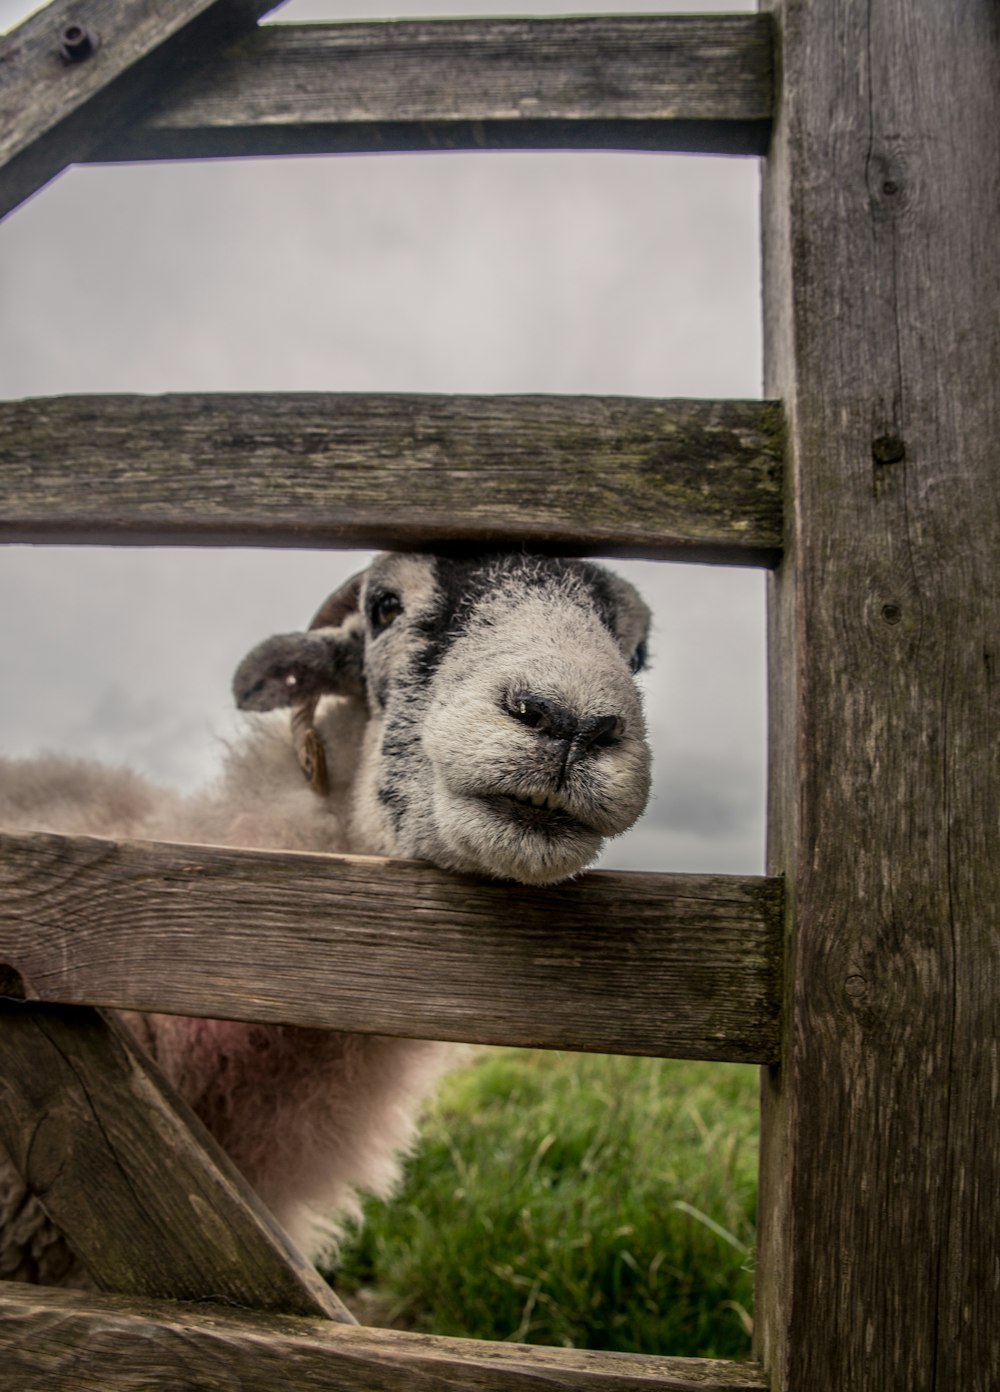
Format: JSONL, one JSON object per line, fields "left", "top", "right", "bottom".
{"left": 91, "top": 15, "right": 773, "bottom": 162}
{"left": 0, "top": 393, "right": 784, "bottom": 564}
{"left": 0, "top": 0, "right": 274, "bottom": 221}
{"left": 0, "top": 832, "right": 784, "bottom": 1064}
{"left": 0, "top": 1000, "right": 352, "bottom": 1320}
{"left": 0, "top": 1283, "right": 769, "bottom": 1390}
{"left": 757, "top": 1, "right": 1000, "bottom": 1388}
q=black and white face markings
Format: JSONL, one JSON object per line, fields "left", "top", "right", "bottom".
{"left": 234, "top": 551, "right": 652, "bottom": 885}
{"left": 353, "top": 553, "right": 653, "bottom": 885}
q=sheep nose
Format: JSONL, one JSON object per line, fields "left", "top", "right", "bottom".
{"left": 507, "top": 692, "right": 622, "bottom": 769}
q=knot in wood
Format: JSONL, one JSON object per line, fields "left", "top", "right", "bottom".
{"left": 866, "top": 143, "right": 911, "bottom": 219}
{"left": 0, "top": 964, "right": 25, "bottom": 998}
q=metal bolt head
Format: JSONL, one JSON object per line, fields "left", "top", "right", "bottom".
{"left": 59, "top": 23, "right": 98, "bottom": 62}
{"left": 871, "top": 433, "right": 906, "bottom": 466}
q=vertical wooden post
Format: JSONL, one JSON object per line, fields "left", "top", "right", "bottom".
{"left": 757, "top": 2, "right": 1000, "bottom": 1388}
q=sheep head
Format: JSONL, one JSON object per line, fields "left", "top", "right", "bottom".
{"left": 232, "top": 552, "right": 652, "bottom": 886}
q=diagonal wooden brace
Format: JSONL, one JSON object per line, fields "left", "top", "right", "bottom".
{"left": 0, "top": 0, "right": 281, "bottom": 221}
{"left": 0, "top": 997, "right": 353, "bottom": 1322}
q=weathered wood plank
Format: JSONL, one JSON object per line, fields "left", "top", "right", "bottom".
{"left": 90, "top": 15, "right": 773, "bottom": 162}
{"left": 0, "top": 999, "right": 352, "bottom": 1320}
{"left": 0, "top": 0, "right": 276, "bottom": 222}
{"left": 0, "top": 1283, "right": 769, "bottom": 1390}
{"left": 757, "top": 1, "right": 1000, "bottom": 1389}
{"left": 0, "top": 394, "right": 784, "bottom": 564}
{"left": 0, "top": 832, "right": 783, "bottom": 1064}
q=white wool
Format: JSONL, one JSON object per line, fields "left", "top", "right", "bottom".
{"left": 0, "top": 551, "right": 652, "bottom": 1286}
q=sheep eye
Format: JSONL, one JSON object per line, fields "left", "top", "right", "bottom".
{"left": 370, "top": 592, "right": 403, "bottom": 631}
{"left": 629, "top": 640, "right": 648, "bottom": 675}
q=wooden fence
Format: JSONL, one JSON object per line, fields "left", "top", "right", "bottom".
{"left": 0, "top": 2, "right": 996, "bottom": 1389}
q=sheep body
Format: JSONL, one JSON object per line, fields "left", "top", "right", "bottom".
{"left": 0, "top": 747, "right": 450, "bottom": 1272}
{"left": 0, "top": 551, "right": 652, "bottom": 1285}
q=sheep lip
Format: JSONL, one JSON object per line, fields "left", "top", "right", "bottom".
{"left": 486, "top": 792, "right": 594, "bottom": 835}
{"left": 515, "top": 789, "right": 568, "bottom": 812}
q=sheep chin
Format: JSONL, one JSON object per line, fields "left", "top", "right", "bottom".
{"left": 426, "top": 784, "right": 605, "bottom": 886}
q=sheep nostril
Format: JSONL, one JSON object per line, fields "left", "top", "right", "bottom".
{"left": 506, "top": 693, "right": 622, "bottom": 752}
{"left": 562, "top": 715, "right": 623, "bottom": 775}
{"left": 580, "top": 713, "right": 622, "bottom": 750}
{"left": 507, "top": 692, "right": 575, "bottom": 740}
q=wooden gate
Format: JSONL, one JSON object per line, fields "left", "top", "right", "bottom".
{"left": 0, "top": 3, "right": 996, "bottom": 1388}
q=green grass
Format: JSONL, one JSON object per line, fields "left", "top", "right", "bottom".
{"left": 329, "top": 1048, "right": 759, "bottom": 1358}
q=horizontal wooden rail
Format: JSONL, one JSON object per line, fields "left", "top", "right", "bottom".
{"left": 0, "top": 394, "right": 784, "bottom": 564}
{"left": 0, "top": 833, "right": 783, "bottom": 1064}
{"left": 0, "top": 1284, "right": 769, "bottom": 1390}
{"left": 0, "top": 1001, "right": 351, "bottom": 1320}
{"left": 92, "top": 15, "right": 774, "bottom": 163}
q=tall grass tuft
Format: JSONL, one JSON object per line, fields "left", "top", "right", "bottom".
{"left": 330, "top": 1048, "right": 759, "bottom": 1358}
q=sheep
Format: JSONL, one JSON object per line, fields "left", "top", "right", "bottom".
{"left": 0, "top": 550, "right": 652, "bottom": 1289}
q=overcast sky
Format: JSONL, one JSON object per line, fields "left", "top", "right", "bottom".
{"left": 0, "top": 0, "right": 766, "bottom": 875}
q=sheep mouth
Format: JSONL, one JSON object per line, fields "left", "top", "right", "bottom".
{"left": 487, "top": 792, "right": 594, "bottom": 836}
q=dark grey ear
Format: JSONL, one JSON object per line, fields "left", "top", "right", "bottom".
{"left": 232, "top": 623, "right": 365, "bottom": 711}
{"left": 233, "top": 570, "right": 368, "bottom": 712}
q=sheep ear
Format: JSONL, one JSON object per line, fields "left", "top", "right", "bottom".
{"left": 232, "top": 625, "right": 365, "bottom": 711}
{"left": 232, "top": 570, "right": 368, "bottom": 712}
{"left": 307, "top": 570, "right": 365, "bottom": 632}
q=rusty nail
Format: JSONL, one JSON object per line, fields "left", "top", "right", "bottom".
{"left": 59, "top": 23, "right": 99, "bottom": 62}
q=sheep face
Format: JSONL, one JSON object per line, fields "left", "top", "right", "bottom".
{"left": 234, "top": 552, "right": 652, "bottom": 886}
